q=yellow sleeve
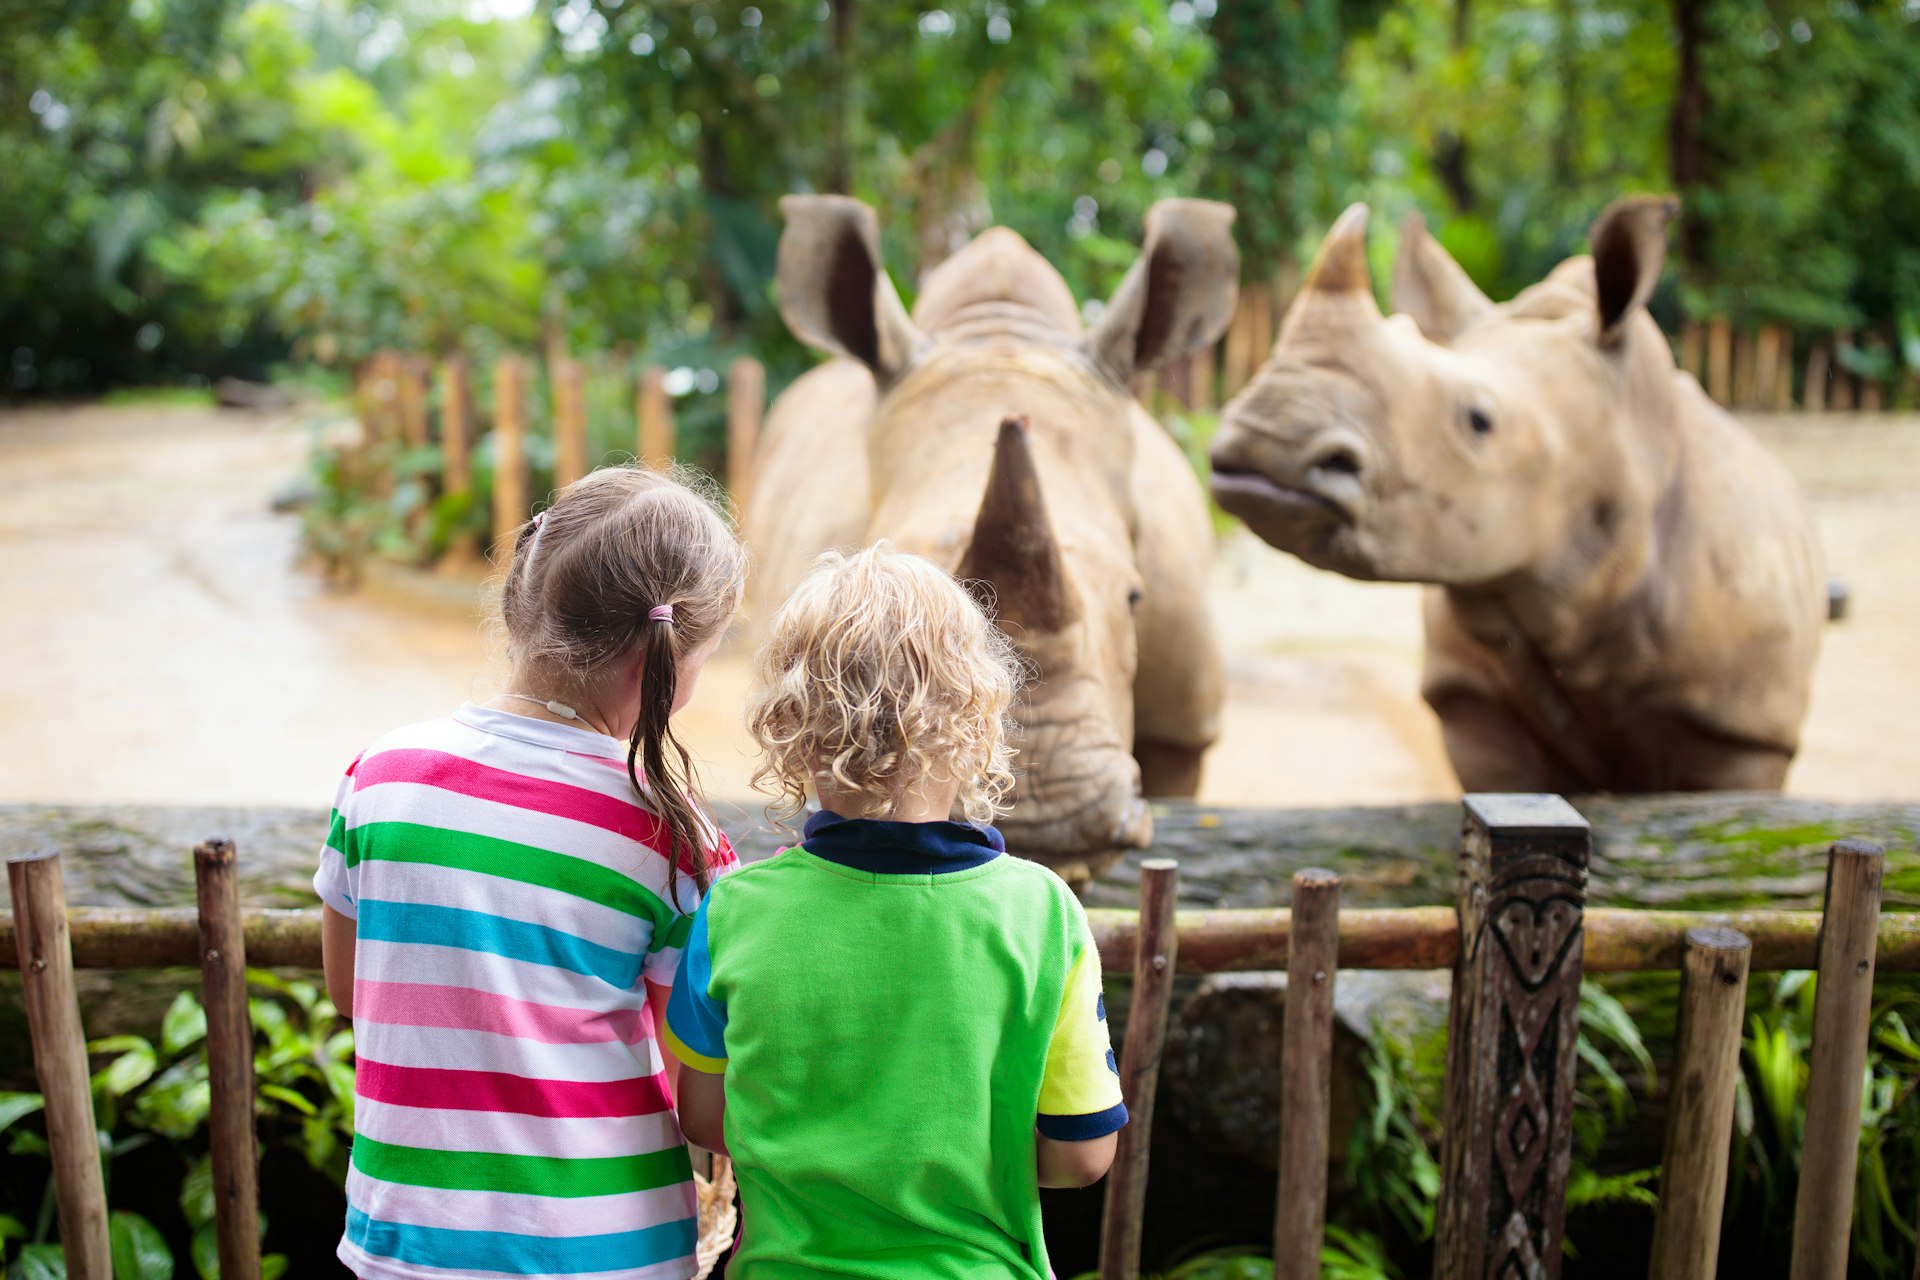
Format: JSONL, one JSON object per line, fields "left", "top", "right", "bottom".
{"left": 1036, "top": 915, "right": 1127, "bottom": 1140}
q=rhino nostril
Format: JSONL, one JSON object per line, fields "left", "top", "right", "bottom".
{"left": 1312, "top": 444, "right": 1364, "bottom": 477}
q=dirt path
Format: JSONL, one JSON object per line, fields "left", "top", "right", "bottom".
{"left": 0, "top": 403, "right": 1913, "bottom": 810}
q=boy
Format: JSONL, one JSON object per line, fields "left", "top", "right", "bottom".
{"left": 664, "top": 545, "right": 1125, "bottom": 1277}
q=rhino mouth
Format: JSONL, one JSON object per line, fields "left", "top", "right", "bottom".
{"left": 1209, "top": 464, "right": 1358, "bottom": 525}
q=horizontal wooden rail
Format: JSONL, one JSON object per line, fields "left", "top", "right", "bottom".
{"left": 6, "top": 904, "right": 1920, "bottom": 973}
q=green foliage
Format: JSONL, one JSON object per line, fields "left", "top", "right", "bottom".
{"left": 0, "top": 972, "right": 345, "bottom": 1278}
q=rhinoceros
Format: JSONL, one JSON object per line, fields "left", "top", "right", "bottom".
{"left": 1209, "top": 196, "right": 1826, "bottom": 793}
{"left": 744, "top": 195, "right": 1239, "bottom": 880}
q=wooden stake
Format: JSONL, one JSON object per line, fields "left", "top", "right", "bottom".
{"left": 1753, "top": 326, "right": 1781, "bottom": 413}
{"left": 1772, "top": 332, "right": 1795, "bottom": 410}
{"left": 1733, "top": 328, "right": 1756, "bottom": 408}
{"left": 637, "top": 365, "right": 675, "bottom": 469}
{"left": 1678, "top": 322, "right": 1704, "bottom": 381}
{"left": 1187, "top": 345, "right": 1215, "bottom": 414}
{"left": 1274, "top": 868, "right": 1340, "bottom": 1280}
{"left": 1099, "top": 859, "right": 1179, "bottom": 1280}
{"left": 1435, "top": 795, "right": 1591, "bottom": 1280}
{"left": 491, "top": 356, "right": 528, "bottom": 559}
{"left": 1790, "top": 840, "right": 1886, "bottom": 1280}
{"left": 1648, "top": 927, "right": 1750, "bottom": 1280}
{"left": 553, "top": 356, "right": 589, "bottom": 487}
{"left": 1805, "top": 343, "right": 1830, "bottom": 413}
{"left": 194, "top": 840, "right": 261, "bottom": 1280}
{"left": 1831, "top": 329, "right": 1856, "bottom": 411}
{"left": 727, "top": 357, "right": 764, "bottom": 509}
{"left": 6, "top": 850, "right": 111, "bottom": 1280}
{"left": 1223, "top": 291, "right": 1257, "bottom": 398}
{"left": 439, "top": 357, "right": 477, "bottom": 561}
{"left": 1707, "top": 318, "right": 1732, "bottom": 405}
{"left": 398, "top": 355, "right": 431, "bottom": 450}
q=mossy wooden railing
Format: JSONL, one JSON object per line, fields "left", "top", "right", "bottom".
{"left": 4, "top": 795, "right": 1916, "bottom": 1280}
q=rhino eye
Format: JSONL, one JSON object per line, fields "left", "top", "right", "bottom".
{"left": 1127, "top": 587, "right": 1144, "bottom": 610}
{"left": 1466, "top": 407, "right": 1494, "bottom": 435}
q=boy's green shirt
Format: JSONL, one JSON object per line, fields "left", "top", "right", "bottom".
{"left": 664, "top": 814, "right": 1127, "bottom": 1278}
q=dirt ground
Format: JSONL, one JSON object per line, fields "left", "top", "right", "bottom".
{"left": 0, "top": 402, "right": 1914, "bottom": 809}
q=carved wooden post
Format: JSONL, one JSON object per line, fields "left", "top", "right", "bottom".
{"left": 553, "top": 356, "right": 589, "bottom": 487}
{"left": 439, "top": 357, "right": 477, "bottom": 561}
{"left": 1434, "top": 794, "right": 1590, "bottom": 1280}
{"left": 1707, "top": 318, "right": 1732, "bottom": 405}
{"left": 1804, "top": 343, "right": 1830, "bottom": 412}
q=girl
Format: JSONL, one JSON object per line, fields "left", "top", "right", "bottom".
{"left": 664, "top": 546, "right": 1124, "bottom": 1278}
{"left": 316, "top": 464, "right": 746, "bottom": 1280}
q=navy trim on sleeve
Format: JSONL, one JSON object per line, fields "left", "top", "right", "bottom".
{"left": 1036, "top": 1101, "right": 1130, "bottom": 1142}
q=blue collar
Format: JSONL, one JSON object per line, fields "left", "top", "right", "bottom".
{"left": 800, "top": 810, "right": 1006, "bottom": 875}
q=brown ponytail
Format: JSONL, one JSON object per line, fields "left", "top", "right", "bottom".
{"left": 500, "top": 464, "right": 746, "bottom": 908}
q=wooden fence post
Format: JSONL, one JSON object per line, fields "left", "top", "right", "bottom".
{"left": 1433, "top": 794, "right": 1590, "bottom": 1280}
{"left": 1678, "top": 322, "right": 1704, "bottom": 382}
{"left": 195, "top": 840, "right": 261, "bottom": 1280}
{"left": 1805, "top": 343, "right": 1830, "bottom": 413}
{"left": 439, "top": 357, "right": 477, "bottom": 561}
{"left": 1790, "top": 839, "right": 1886, "bottom": 1280}
{"left": 553, "top": 356, "right": 589, "bottom": 487}
{"left": 1707, "top": 318, "right": 1733, "bottom": 406}
{"left": 491, "top": 356, "right": 528, "bottom": 558}
{"left": 6, "top": 850, "right": 112, "bottom": 1279}
{"left": 727, "top": 357, "right": 764, "bottom": 509}
{"left": 1831, "top": 329, "right": 1856, "bottom": 411}
{"left": 1753, "top": 326, "right": 1781, "bottom": 413}
{"left": 398, "top": 355, "right": 431, "bottom": 450}
{"left": 1648, "top": 927, "right": 1751, "bottom": 1280}
{"left": 1187, "top": 345, "right": 1215, "bottom": 414}
{"left": 1274, "top": 868, "right": 1341, "bottom": 1280}
{"left": 1771, "top": 331, "right": 1796, "bottom": 410}
{"left": 637, "top": 365, "right": 675, "bottom": 470}
{"left": 1733, "top": 328, "right": 1756, "bottom": 408}
{"left": 1223, "top": 291, "right": 1258, "bottom": 398}
{"left": 1099, "top": 859, "right": 1180, "bottom": 1280}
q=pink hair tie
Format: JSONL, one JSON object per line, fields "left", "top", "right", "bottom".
{"left": 649, "top": 604, "right": 674, "bottom": 623}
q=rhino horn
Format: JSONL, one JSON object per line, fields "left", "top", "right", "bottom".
{"left": 1280, "top": 204, "right": 1382, "bottom": 343}
{"left": 1391, "top": 210, "right": 1493, "bottom": 343}
{"left": 959, "top": 417, "right": 1080, "bottom": 633}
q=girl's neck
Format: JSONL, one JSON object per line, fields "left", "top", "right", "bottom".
{"left": 487, "top": 666, "right": 637, "bottom": 741}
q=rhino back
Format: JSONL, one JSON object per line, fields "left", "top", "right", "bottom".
{"left": 743, "top": 359, "right": 876, "bottom": 637}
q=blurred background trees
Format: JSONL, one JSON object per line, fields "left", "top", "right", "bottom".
{"left": 3, "top": 0, "right": 1917, "bottom": 396}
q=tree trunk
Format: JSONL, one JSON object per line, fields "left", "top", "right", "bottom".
{"left": 1435, "top": 0, "right": 1476, "bottom": 212}
{"left": 828, "top": 0, "right": 855, "bottom": 193}
{"left": 1668, "top": 0, "right": 1709, "bottom": 281}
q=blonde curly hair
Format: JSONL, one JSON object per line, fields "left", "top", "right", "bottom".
{"left": 747, "top": 545, "right": 1022, "bottom": 827}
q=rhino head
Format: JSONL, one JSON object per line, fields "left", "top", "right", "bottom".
{"left": 775, "top": 195, "right": 1238, "bottom": 876}
{"left": 1210, "top": 196, "right": 1682, "bottom": 587}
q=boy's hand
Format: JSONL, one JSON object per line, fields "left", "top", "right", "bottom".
{"left": 1035, "top": 1131, "right": 1117, "bottom": 1189}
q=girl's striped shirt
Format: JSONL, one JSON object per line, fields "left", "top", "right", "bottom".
{"left": 314, "top": 703, "right": 734, "bottom": 1280}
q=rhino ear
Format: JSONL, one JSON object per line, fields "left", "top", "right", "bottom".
{"left": 1589, "top": 195, "right": 1679, "bottom": 348}
{"left": 776, "top": 195, "right": 928, "bottom": 381}
{"left": 1084, "top": 199, "right": 1239, "bottom": 383}
{"left": 1391, "top": 211, "right": 1493, "bottom": 344}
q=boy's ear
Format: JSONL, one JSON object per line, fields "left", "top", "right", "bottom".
{"left": 1083, "top": 198, "right": 1239, "bottom": 384}
{"left": 776, "top": 195, "right": 928, "bottom": 383}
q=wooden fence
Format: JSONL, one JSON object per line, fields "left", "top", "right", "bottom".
{"left": 3, "top": 793, "right": 1912, "bottom": 1278}
{"left": 350, "top": 313, "right": 1906, "bottom": 562}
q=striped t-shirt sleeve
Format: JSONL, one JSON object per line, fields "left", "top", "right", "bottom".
{"left": 640, "top": 831, "right": 736, "bottom": 990}
{"left": 1036, "top": 910, "right": 1128, "bottom": 1141}
{"left": 662, "top": 892, "right": 728, "bottom": 1075}
{"left": 313, "top": 756, "right": 362, "bottom": 919}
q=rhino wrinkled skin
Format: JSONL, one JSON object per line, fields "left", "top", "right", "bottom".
{"left": 1210, "top": 196, "right": 1826, "bottom": 794}
{"left": 745, "top": 195, "right": 1239, "bottom": 880}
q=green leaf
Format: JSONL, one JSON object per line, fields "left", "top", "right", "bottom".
{"left": 91, "top": 1046, "right": 157, "bottom": 1100}
{"left": 9, "top": 1242, "right": 67, "bottom": 1280}
{"left": 161, "top": 993, "right": 208, "bottom": 1057}
{"left": 0, "top": 1215, "right": 27, "bottom": 1243}
{"left": 189, "top": 1226, "right": 216, "bottom": 1280}
{"left": 256, "top": 1085, "right": 316, "bottom": 1117}
{"left": 180, "top": 1157, "right": 216, "bottom": 1231}
{"left": 258, "top": 1259, "right": 287, "bottom": 1280}
{"left": 109, "top": 1212, "right": 172, "bottom": 1280}
{"left": 0, "top": 1094, "right": 45, "bottom": 1135}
